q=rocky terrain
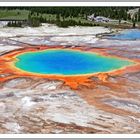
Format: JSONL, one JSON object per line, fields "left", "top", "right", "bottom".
{"left": 0, "top": 24, "right": 140, "bottom": 134}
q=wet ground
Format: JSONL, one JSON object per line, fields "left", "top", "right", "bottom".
{"left": 0, "top": 24, "right": 140, "bottom": 134}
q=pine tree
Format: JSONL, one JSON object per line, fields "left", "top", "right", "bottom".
{"left": 132, "top": 18, "right": 136, "bottom": 28}
{"left": 138, "top": 9, "right": 140, "bottom": 22}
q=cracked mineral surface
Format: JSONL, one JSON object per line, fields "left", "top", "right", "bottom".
{"left": 0, "top": 23, "right": 140, "bottom": 134}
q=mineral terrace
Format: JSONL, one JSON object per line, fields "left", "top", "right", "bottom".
{"left": 0, "top": 23, "right": 140, "bottom": 134}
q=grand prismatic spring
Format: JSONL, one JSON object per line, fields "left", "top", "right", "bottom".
{"left": 1, "top": 23, "right": 140, "bottom": 134}
{"left": 0, "top": 46, "right": 138, "bottom": 89}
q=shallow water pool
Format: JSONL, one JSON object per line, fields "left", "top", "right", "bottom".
{"left": 107, "top": 29, "right": 140, "bottom": 40}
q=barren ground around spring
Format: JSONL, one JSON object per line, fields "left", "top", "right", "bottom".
{"left": 0, "top": 24, "right": 140, "bottom": 133}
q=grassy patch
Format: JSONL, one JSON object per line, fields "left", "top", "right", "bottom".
{"left": 0, "top": 9, "right": 29, "bottom": 20}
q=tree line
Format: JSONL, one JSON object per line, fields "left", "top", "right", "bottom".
{"left": 4, "top": 7, "right": 140, "bottom": 28}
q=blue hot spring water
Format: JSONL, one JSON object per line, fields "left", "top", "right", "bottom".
{"left": 15, "top": 49, "right": 134, "bottom": 76}
{"left": 108, "top": 29, "right": 140, "bottom": 40}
